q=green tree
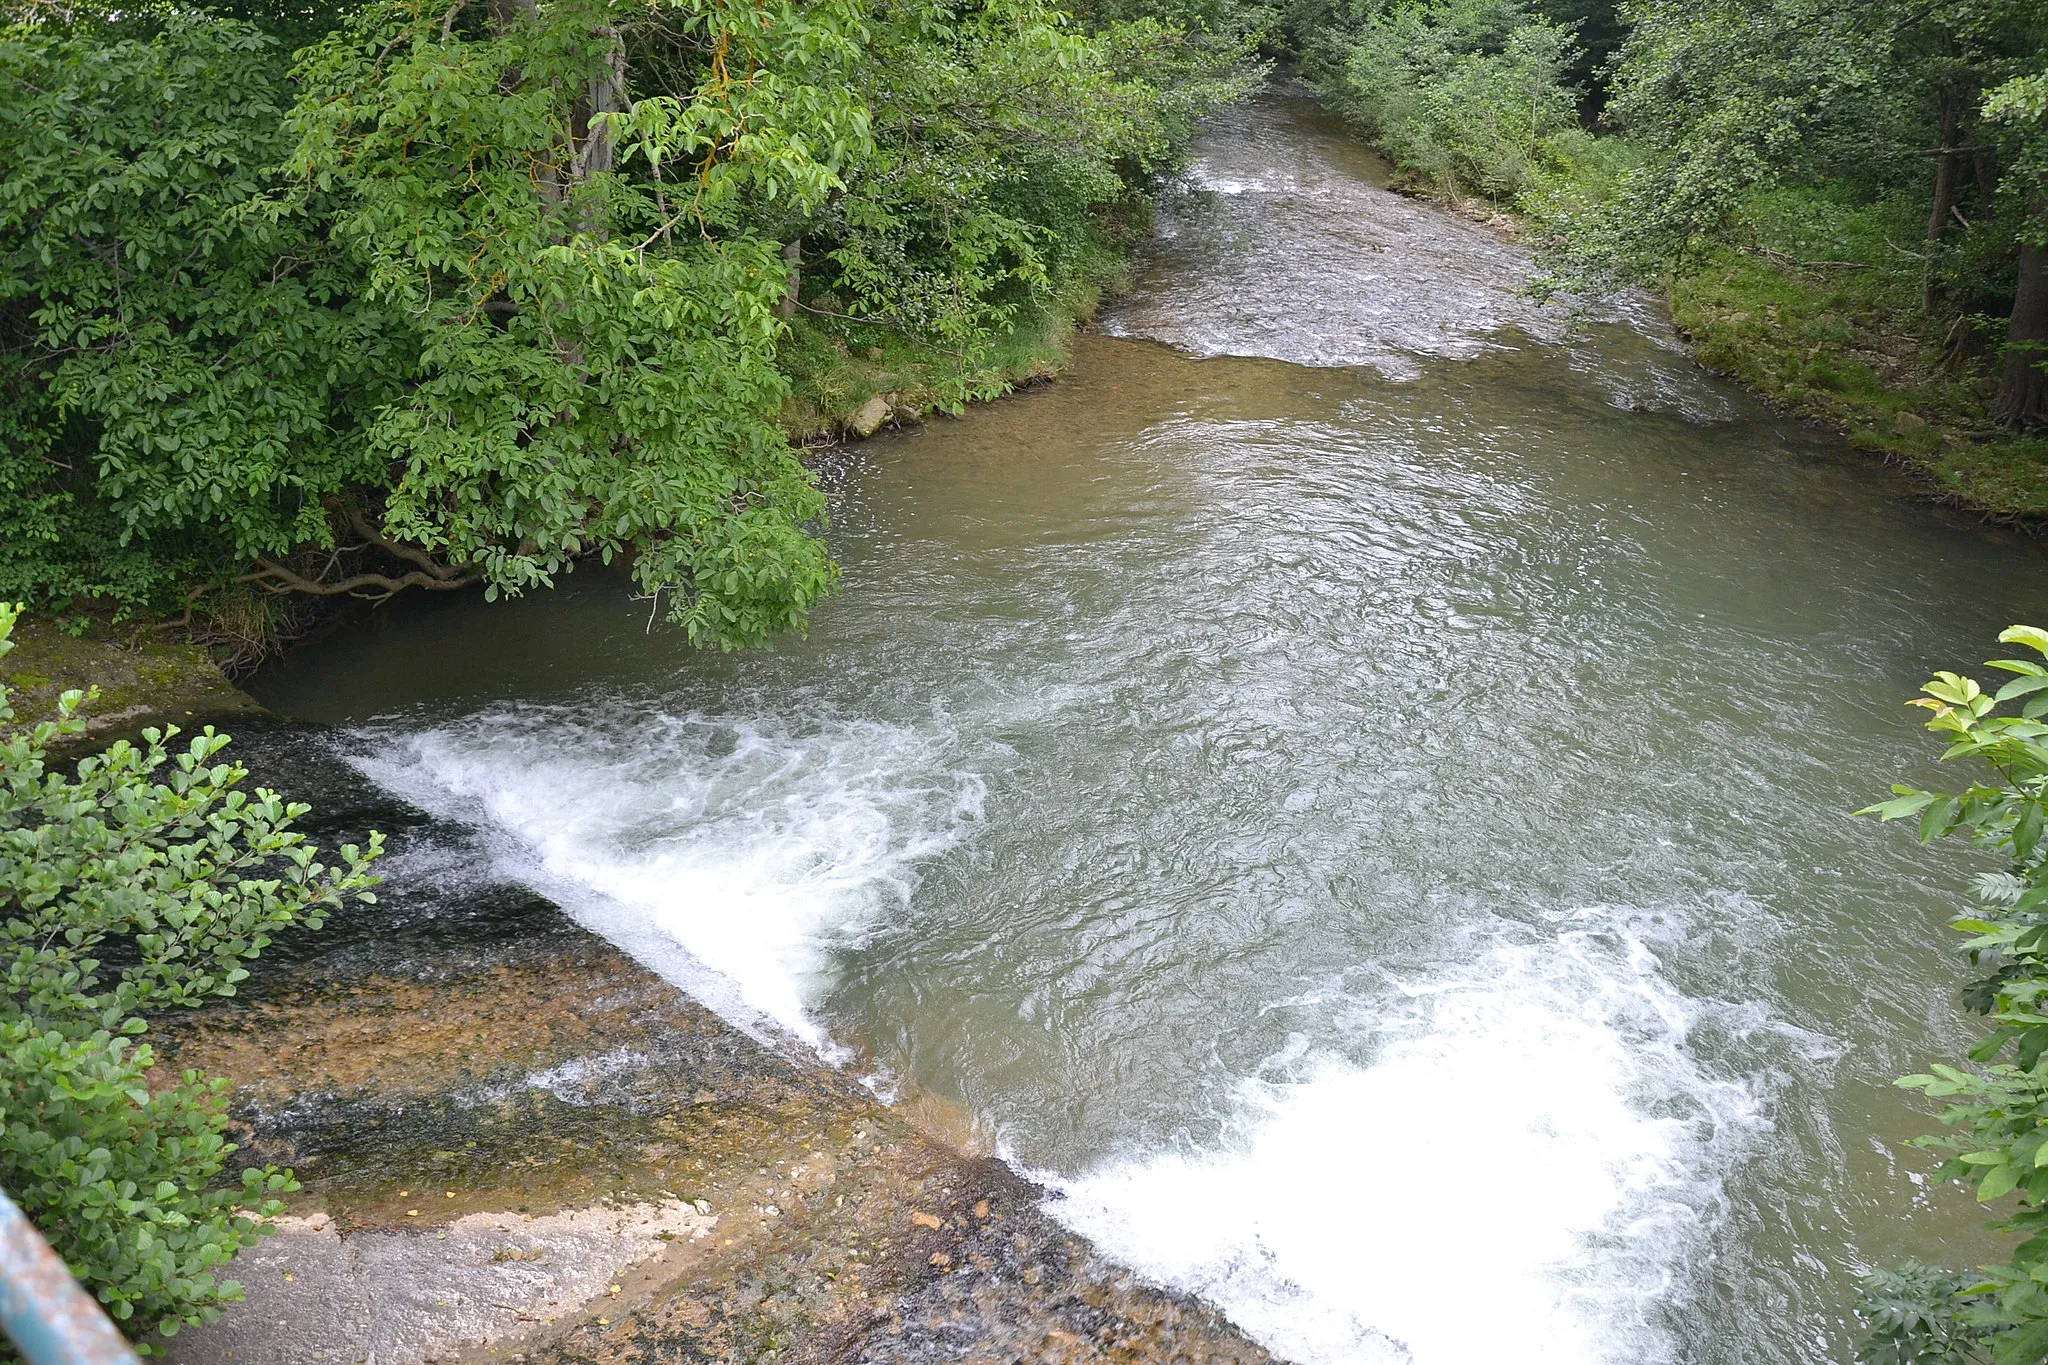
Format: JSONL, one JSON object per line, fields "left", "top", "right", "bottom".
{"left": 0, "top": 15, "right": 392, "bottom": 619}
{"left": 0, "top": 0, "right": 1257, "bottom": 644}
{"left": 1538, "top": 0, "right": 2048, "bottom": 427}
{"left": 0, "top": 602, "right": 381, "bottom": 1348}
{"left": 1534, "top": 0, "right": 1893, "bottom": 290}
{"left": 274, "top": 0, "right": 860, "bottom": 644}
{"left": 1301, "top": 0, "right": 1588, "bottom": 202}
{"left": 1983, "top": 70, "right": 2048, "bottom": 426}
{"left": 806, "top": 0, "right": 1258, "bottom": 377}
{"left": 1530, "top": 0, "right": 1620, "bottom": 115}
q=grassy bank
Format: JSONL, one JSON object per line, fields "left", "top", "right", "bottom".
{"left": 1361, "top": 130, "right": 2048, "bottom": 521}
{"left": 1665, "top": 186, "right": 2048, "bottom": 520}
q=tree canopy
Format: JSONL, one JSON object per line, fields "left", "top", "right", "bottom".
{"left": 0, "top": 0, "right": 1254, "bottom": 644}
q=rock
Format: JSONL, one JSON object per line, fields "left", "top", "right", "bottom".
{"left": 848, "top": 393, "right": 892, "bottom": 438}
{"left": 1894, "top": 410, "right": 1929, "bottom": 434}
{"left": 164, "top": 1201, "right": 715, "bottom": 1365}
{"left": 3, "top": 616, "right": 260, "bottom": 739}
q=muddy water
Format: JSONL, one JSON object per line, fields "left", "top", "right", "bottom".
{"left": 251, "top": 93, "right": 2048, "bottom": 1364}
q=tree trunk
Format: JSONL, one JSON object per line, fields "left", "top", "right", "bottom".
{"left": 1994, "top": 236, "right": 2048, "bottom": 428}
{"left": 570, "top": 27, "right": 626, "bottom": 186}
{"left": 779, "top": 239, "right": 802, "bottom": 320}
{"left": 1924, "top": 96, "right": 1961, "bottom": 314}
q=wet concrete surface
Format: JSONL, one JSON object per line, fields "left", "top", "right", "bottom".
{"left": 156, "top": 720, "right": 1272, "bottom": 1365}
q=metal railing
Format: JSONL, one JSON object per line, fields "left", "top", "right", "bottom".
{"left": 0, "top": 1191, "right": 139, "bottom": 1365}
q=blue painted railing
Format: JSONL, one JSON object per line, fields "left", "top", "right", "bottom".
{"left": 0, "top": 1190, "right": 139, "bottom": 1365}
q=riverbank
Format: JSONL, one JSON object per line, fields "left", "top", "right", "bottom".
{"left": 776, "top": 233, "right": 1130, "bottom": 443}
{"left": 0, "top": 615, "right": 259, "bottom": 737}
{"left": 0, "top": 245, "right": 1128, "bottom": 708}
{"left": 1666, "top": 230, "right": 2048, "bottom": 521}
{"left": 1350, "top": 133, "right": 2048, "bottom": 523}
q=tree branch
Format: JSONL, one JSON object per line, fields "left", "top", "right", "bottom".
{"left": 334, "top": 497, "right": 470, "bottom": 582}
{"left": 241, "top": 559, "right": 481, "bottom": 602}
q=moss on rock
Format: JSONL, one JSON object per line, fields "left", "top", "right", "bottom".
{"left": 1, "top": 616, "right": 261, "bottom": 739}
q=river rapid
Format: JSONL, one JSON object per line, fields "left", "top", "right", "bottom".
{"left": 251, "top": 93, "right": 2048, "bottom": 1364}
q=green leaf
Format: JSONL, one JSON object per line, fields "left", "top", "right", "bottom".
{"left": 1920, "top": 795, "right": 1961, "bottom": 843}
{"left": 2003, "top": 627, "right": 2048, "bottom": 659}
{"left": 1971, "top": 1030, "right": 2012, "bottom": 1063}
{"left": 2020, "top": 802, "right": 2048, "bottom": 861}
{"left": 1992, "top": 1314, "right": 2048, "bottom": 1365}
{"left": 1861, "top": 791, "right": 1939, "bottom": 821}
{"left": 1980, "top": 1163, "right": 2023, "bottom": 1200}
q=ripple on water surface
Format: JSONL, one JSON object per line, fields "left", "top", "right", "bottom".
{"left": 1101, "top": 93, "right": 1558, "bottom": 376}
{"left": 251, "top": 93, "right": 2048, "bottom": 1365}
{"left": 1102, "top": 91, "right": 1738, "bottom": 424}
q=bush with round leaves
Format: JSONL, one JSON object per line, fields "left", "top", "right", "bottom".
{"left": 0, "top": 602, "right": 380, "bottom": 1349}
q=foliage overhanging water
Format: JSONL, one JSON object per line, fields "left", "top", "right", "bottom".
{"left": 252, "top": 94, "right": 2048, "bottom": 1364}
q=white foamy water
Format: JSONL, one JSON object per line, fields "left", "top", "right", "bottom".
{"left": 352, "top": 704, "right": 983, "bottom": 1047}
{"left": 1044, "top": 917, "right": 1770, "bottom": 1365}
{"left": 354, "top": 702, "right": 1775, "bottom": 1364}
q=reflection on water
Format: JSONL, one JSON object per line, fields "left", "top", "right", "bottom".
{"left": 253, "top": 94, "right": 2048, "bottom": 1365}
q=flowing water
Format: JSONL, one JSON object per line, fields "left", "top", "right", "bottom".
{"left": 252, "top": 93, "right": 2048, "bottom": 1364}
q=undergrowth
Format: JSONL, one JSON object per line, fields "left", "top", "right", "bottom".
{"left": 1668, "top": 184, "right": 2048, "bottom": 519}
{"left": 776, "top": 232, "right": 1132, "bottom": 439}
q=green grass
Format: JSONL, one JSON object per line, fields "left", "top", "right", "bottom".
{"left": 1668, "top": 184, "right": 2048, "bottom": 520}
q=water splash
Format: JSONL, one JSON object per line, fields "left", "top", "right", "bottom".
{"left": 352, "top": 703, "right": 984, "bottom": 1049}
{"left": 1043, "top": 915, "right": 1773, "bottom": 1365}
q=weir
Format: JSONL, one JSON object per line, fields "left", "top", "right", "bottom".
{"left": 234, "top": 92, "right": 2048, "bottom": 1364}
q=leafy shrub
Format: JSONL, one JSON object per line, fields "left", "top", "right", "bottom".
{"left": 1859, "top": 626, "right": 2048, "bottom": 1364}
{"left": 0, "top": 602, "right": 381, "bottom": 1349}
{"left": 1312, "top": 0, "right": 1584, "bottom": 200}
{"left": 1856, "top": 1261, "right": 1996, "bottom": 1365}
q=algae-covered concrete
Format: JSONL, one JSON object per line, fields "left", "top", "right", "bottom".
{"left": 1, "top": 617, "right": 258, "bottom": 737}
{"left": 153, "top": 723, "right": 1270, "bottom": 1365}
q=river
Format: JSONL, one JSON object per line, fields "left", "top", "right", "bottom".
{"left": 248, "top": 93, "right": 2048, "bottom": 1364}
